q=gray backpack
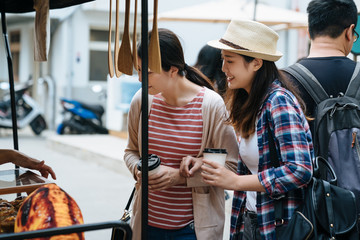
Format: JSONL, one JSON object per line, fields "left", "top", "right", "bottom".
{"left": 283, "top": 62, "right": 360, "bottom": 214}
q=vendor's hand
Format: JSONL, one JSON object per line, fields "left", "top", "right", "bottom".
{"left": 180, "top": 156, "right": 203, "bottom": 177}
{"left": 33, "top": 160, "right": 56, "bottom": 180}
{"left": 137, "top": 165, "right": 185, "bottom": 191}
{"left": 201, "top": 159, "right": 238, "bottom": 190}
{"left": 9, "top": 150, "right": 56, "bottom": 180}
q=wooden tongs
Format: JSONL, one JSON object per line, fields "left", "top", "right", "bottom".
{"left": 108, "top": 0, "right": 114, "bottom": 77}
{"left": 148, "top": 0, "right": 161, "bottom": 73}
{"left": 109, "top": 0, "right": 131, "bottom": 77}
{"left": 108, "top": 0, "right": 161, "bottom": 76}
{"left": 132, "top": 0, "right": 138, "bottom": 71}
{"left": 118, "top": 0, "right": 133, "bottom": 75}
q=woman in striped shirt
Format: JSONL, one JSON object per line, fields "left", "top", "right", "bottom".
{"left": 197, "top": 20, "right": 314, "bottom": 240}
{"left": 124, "top": 28, "right": 239, "bottom": 240}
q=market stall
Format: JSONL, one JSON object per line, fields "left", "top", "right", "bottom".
{"left": 0, "top": 0, "right": 135, "bottom": 239}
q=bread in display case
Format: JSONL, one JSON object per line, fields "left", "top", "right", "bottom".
{"left": 0, "top": 169, "right": 52, "bottom": 234}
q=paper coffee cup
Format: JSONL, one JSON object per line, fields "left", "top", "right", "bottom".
{"left": 137, "top": 154, "right": 161, "bottom": 176}
{"left": 203, "top": 148, "right": 227, "bottom": 168}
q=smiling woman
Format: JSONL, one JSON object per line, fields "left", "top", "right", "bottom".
{"left": 221, "top": 52, "right": 258, "bottom": 93}
{"left": 204, "top": 19, "right": 314, "bottom": 240}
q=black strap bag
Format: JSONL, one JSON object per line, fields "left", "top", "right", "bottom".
{"left": 111, "top": 187, "right": 135, "bottom": 240}
{"left": 267, "top": 123, "right": 358, "bottom": 240}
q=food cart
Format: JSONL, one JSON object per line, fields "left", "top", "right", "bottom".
{"left": 0, "top": 0, "right": 157, "bottom": 238}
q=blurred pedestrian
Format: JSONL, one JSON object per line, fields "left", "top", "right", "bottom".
{"left": 194, "top": 45, "right": 227, "bottom": 98}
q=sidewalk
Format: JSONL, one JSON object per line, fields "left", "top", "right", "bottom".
{"left": 47, "top": 132, "right": 132, "bottom": 177}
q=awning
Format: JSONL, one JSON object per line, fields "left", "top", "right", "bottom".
{"left": 158, "top": 0, "right": 308, "bottom": 30}
{"left": 0, "top": 0, "right": 93, "bottom": 13}
{"left": 5, "top": 6, "right": 79, "bottom": 24}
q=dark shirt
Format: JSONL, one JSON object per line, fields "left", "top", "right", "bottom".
{"left": 284, "top": 57, "right": 356, "bottom": 132}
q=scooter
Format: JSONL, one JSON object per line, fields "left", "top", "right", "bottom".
{"left": 56, "top": 98, "right": 108, "bottom": 134}
{"left": 0, "top": 82, "right": 47, "bottom": 135}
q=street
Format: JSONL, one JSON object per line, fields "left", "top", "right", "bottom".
{"left": 0, "top": 128, "right": 135, "bottom": 240}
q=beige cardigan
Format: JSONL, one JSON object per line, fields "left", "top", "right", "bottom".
{"left": 124, "top": 88, "right": 239, "bottom": 240}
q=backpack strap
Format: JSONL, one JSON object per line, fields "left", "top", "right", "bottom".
{"left": 283, "top": 63, "right": 328, "bottom": 104}
{"left": 266, "top": 121, "right": 284, "bottom": 226}
{"left": 323, "top": 180, "right": 336, "bottom": 238}
{"left": 345, "top": 62, "right": 360, "bottom": 99}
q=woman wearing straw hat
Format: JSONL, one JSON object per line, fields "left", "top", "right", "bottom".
{"left": 184, "top": 19, "right": 314, "bottom": 239}
{"left": 124, "top": 28, "right": 239, "bottom": 240}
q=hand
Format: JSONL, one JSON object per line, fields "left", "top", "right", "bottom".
{"left": 5, "top": 150, "right": 56, "bottom": 180}
{"left": 137, "top": 165, "right": 185, "bottom": 191}
{"left": 180, "top": 156, "right": 203, "bottom": 177}
{"left": 30, "top": 160, "right": 57, "bottom": 180}
{"left": 201, "top": 159, "right": 239, "bottom": 190}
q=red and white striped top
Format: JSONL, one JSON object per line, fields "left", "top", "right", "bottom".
{"left": 147, "top": 88, "right": 205, "bottom": 230}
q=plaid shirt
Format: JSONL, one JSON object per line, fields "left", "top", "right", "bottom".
{"left": 230, "top": 81, "right": 314, "bottom": 240}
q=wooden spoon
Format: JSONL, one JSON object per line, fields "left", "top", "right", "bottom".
{"left": 118, "top": 0, "right": 133, "bottom": 75}
{"left": 132, "top": 0, "right": 138, "bottom": 71}
{"left": 148, "top": 0, "right": 161, "bottom": 73}
{"left": 114, "top": 0, "right": 121, "bottom": 77}
{"left": 108, "top": 0, "right": 114, "bottom": 77}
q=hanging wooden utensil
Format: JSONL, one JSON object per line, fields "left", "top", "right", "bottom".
{"left": 108, "top": 0, "right": 114, "bottom": 77}
{"left": 114, "top": 0, "right": 121, "bottom": 77}
{"left": 132, "top": 0, "right": 138, "bottom": 71}
{"left": 148, "top": 0, "right": 161, "bottom": 73}
{"left": 118, "top": 0, "right": 133, "bottom": 75}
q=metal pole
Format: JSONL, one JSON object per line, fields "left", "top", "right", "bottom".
{"left": 1, "top": 10, "right": 20, "bottom": 197}
{"left": 1, "top": 11, "right": 19, "bottom": 153}
{"left": 0, "top": 220, "right": 132, "bottom": 240}
{"left": 253, "top": 0, "right": 258, "bottom": 20}
{"left": 141, "top": 0, "right": 149, "bottom": 239}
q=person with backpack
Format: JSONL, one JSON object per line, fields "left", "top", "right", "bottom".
{"left": 181, "top": 19, "right": 314, "bottom": 240}
{"left": 284, "top": 0, "right": 358, "bottom": 131}
{"left": 282, "top": 0, "right": 360, "bottom": 230}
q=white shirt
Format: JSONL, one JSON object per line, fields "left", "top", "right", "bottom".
{"left": 239, "top": 132, "right": 259, "bottom": 212}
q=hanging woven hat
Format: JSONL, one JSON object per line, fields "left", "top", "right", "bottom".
{"left": 208, "top": 19, "right": 283, "bottom": 61}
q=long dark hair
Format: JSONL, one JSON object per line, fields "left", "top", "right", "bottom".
{"left": 137, "top": 28, "right": 214, "bottom": 90}
{"left": 225, "top": 55, "right": 306, "bottom": 138}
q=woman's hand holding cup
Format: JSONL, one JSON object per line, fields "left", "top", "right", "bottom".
{"left": 201, "top": 158, "right": 237, "bottom": 189}
{"left": 202, "top": 148, "right": 227, "bottom": 168}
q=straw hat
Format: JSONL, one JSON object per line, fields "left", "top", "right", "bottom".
{"left": 208, "top": 19, "right": 283, "bottom": 62}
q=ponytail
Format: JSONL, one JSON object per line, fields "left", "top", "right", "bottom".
{"left": 183, "top": 64, "right": 214, "bottom": 90}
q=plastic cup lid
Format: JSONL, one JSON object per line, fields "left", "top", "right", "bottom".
{"left": 203, "top": 148, "right": 227, "bottom": 154}
{"left": 137, "top": 154, "right": 161, "bottom": 171}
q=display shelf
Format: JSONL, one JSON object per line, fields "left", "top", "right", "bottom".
{"left": 0, "top": 169, "right": 52, "bottom": 195}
